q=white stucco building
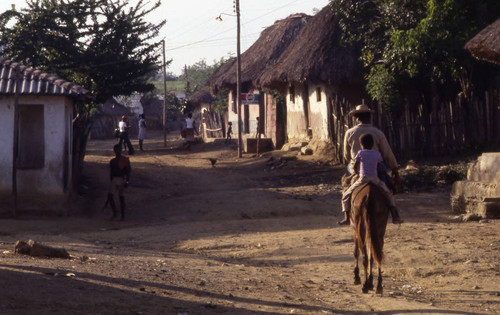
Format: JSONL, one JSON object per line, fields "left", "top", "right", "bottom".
{"left": 0, "top": 57, "right": 92, "bottom": 214}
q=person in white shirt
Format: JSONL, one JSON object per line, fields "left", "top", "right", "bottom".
{"left": 137, "top": 114, "right": 147, "bottom": 151}
{"left": 118, "top": 115, "right": 134, "bottom": 155}
{"left": 183, "top": 113, "right": 198, "bottom": 150}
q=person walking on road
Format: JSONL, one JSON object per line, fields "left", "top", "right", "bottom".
{"left": 118, "top": 115, "right": 134, "bottom": 155}
{"left": 107, "top": 144, "right": 131, "bottom": 221}
{"left": 182, "top": 112, "right": 198, "bottom": 150}
{"left": 138, "top": 114, "right": 147, "bottom": 151}
{"left": 225, "top": 121, "right": 233, "bottom": 144}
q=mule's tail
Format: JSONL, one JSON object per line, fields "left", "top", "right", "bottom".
{"left": 365, "top": 194, "right": 384, "bottom": 265}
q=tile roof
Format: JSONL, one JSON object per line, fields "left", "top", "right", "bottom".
{"left": 0, "top": 57, "right": 93, "bottom": 101}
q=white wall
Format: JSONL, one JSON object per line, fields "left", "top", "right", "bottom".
{"left": 0, "top": 95, "right": 72, "bottom": 198}
{"left": 0, "top": 95, "right": 15, "bottom": 194}
{"left": 285, "top": 82, "right": 330, "bottom": 141}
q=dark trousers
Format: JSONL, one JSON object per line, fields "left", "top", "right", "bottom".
{"left": 119, "top": 132, "right": 134, "bottom": 155}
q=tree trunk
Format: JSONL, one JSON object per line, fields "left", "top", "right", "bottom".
{"left": 72, "top": 114, "right": 92, "bottom": 191}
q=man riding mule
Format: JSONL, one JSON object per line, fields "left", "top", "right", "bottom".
{"left": 341, "top": 133, "right": 402, "bottom": 225}
{"left": 339, "top": 104, "right": 403, "bottom": 225}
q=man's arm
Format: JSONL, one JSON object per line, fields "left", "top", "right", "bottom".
{"left": 343, "top": 131, "right": 351, "bottom": 164}
{"left": 377, "top": 131, "right": 398, "bottom": 170}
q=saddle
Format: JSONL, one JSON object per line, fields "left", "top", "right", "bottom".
{"left": 341, "top": 170, "right": 396, "bottom": 194}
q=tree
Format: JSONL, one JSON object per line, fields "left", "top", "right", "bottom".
{"left": 0, "top": 0, "right": 165, "bottom": 185}
{"left": 332, "top": 0, "right": 427, "bottom": 112}
{"left": 333, "top": 0, "right": 499, "bottom": 112}
{"left": 179, "top": 57, "right": 231, "bottom": 96}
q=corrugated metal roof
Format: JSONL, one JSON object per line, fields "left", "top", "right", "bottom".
{"left": 0, "top": 57, "right": 93, "bottom": 101}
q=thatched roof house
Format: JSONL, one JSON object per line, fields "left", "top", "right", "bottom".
{"left": 189, "top": 88, "right": 215, "bottom": 104}
{"left": 253, "top": 5, "right": 364, "bottom": 159}
{"left": 258, "top": 5, "right": 361, "bottom": 89}
{"left": 99, "top": 98, "right": 130, "bottom": 116}
{"left": 465, "top": 18, "right": 500, "bottom": 65}
{"left": 188, "top": 88, "right": 225, "bottom": 139}
{"left": 210, "top": 13, "right": 311, "bottom": 93}
{"left": 90, "top": 98, "right": 133, "bottom": 139}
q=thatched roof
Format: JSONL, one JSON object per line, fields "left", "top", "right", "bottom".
{"left": 188, "top": 87, "right": 215, "bottom": 104}
{"left": 210, "top": 13, "right": 311, "bottom": 93}
{"left": 257, "top": 5, "right": 362, "bottom": 89}
{"left": 465, "top": 18, "right": 500, "bottom": 65}
{"left": 99, "top": 98, "right": 131, "bottom": 116}
{"left": 141, "top": 94, "right": 164, "bottom": 116}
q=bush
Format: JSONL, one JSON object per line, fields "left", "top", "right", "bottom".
{"left": 437, "top": 163, "right": 468, "bottom": 184}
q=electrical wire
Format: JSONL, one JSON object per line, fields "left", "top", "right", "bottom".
{"left": 165, "top": 0, "right": 316, "bottom": 52}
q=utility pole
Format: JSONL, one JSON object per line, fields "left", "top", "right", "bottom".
{"left": 162, "top": 39, "right": 167, "bottom": 147}
{"left": 236, "top": 0, "right": 243, "bottom": 158}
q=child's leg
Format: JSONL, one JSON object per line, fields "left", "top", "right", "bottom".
{"left": 342, "top": 177, "right": 366, "bottom": 213}
{"left": 371, "top": 177, "right": 396, "bottom": 206}
{"left": 371, "top": 177, "right": 403, "bottom": 223}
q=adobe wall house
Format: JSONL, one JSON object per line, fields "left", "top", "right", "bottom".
{"left": 258, "top": 5, "right": 364, "bottom": 159}
{"left": 0, "top": 57, "right": 92, "bottom": 214}
{"left": 210, "top": 13, "right": 311, "bottom": 150}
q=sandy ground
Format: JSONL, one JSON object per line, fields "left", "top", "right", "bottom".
{"left": 0, "top": 131, "right": 499, "bottom": 315}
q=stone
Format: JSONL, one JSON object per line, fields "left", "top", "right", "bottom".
{"left": 14, "top": 239, "right": 70, "bottom": 259}
{"left": 450, "top": 153, "right": 500, "bottom": 218}
{"left": 300, "top": 146, "right": 313, "bottom": 155}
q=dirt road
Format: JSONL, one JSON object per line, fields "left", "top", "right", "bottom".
{"left": 0, "top": 132, "right": 499, "bottom": 314}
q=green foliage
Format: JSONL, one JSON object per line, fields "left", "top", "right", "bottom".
{"left": 402, "top": 167, "right": 436, "bottom": 190}
{"left": 212, "top": 88, "right": 229, "bottom": 114}
{"left": 388, "top": 0, "right": 499, "bottom": 82}
{"left": 438, "top": 162, "right": 468, "bottom": 184}
{"left": 366, "top": 64, "right": 400, "bottom": 112}
{"left": 401, "top": 161, "right": 469, "bottom": 190}
{"left": 151, "top": 80, "right": 186, "bottom": 95}
{"left": 332, "top": 0, "right": 427, "bottom": 69}
{"left": 179, "top": 57, "right": 231, "bottom": 96}
{"left": 332, "top": 0, "right": 500, "bottom": 111}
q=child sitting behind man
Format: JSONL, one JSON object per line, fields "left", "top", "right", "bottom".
{"left": 339, "top": 133, "right": 403, "bottom": 225}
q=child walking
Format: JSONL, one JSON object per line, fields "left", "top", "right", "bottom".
{"left": 339, "top": 133, "right": 403, "bottom": 225}
{"left": 225, "top": 121, "right": 233, "bottom": 144}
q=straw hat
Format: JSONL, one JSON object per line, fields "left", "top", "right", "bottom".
{"left": 349, "top": 104, "right": 374, "bottom": 117}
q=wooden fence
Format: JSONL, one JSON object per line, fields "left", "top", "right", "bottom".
{"left": 201, "top": 109, "right": 225, "bottom": 139}
{"left": 330, "top": 89, "right": 500, "bottom": 164}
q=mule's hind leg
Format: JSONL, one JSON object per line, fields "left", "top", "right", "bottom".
{"left": 365, "top": 256, "right": 374, "bottom": 291}
{"left": 376, "top": 266, "right": 383, "bottom": 294}
{"left": 361, "top": 250, "right": 370, "bottom": 293}
{"left": 353, "top": 240, "right": 361, "bottom": 285}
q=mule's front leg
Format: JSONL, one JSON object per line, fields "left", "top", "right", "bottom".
{"left": 376, "top": 266, "right": 383, "bottom": 294}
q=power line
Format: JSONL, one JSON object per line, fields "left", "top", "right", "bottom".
{"left": 164, "top": 0, "right": 313, "bottom": 53}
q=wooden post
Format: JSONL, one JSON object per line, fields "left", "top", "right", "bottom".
{"left": 12, "top": 65, "right": 21, "bottom": 216}
{"left": 162, "top": 39, "right": 167, "bottom": 147}
{"left": 236, "top": 0, "right": 242, "bottom": 158}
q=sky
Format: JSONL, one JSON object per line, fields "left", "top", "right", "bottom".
{"left": 0, "top": 0, "right": 330, "bottom": 76}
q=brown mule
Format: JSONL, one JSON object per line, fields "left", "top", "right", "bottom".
{"left": 350, "top": 183, "right": 390, "bottom": 294}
